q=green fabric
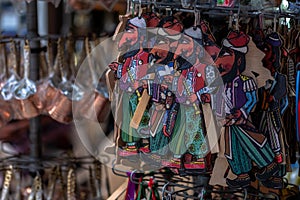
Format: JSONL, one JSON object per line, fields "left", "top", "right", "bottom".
{"left": 226, "top": 125, "right": 275, "bottom": 175}
{"left": 121, "top": 93, "right": 139, "bottom": 143}
{"left": 169, "top": 105, "right": 208, "bottom": 157}
{"left": 121, "top": 91, "right": 151, "bottom": 143}
{"left": 226, "top": 126, "right": 252, "bottom": 175}
{"left": 149, "top": 126, "right": 169, "bottom": 155}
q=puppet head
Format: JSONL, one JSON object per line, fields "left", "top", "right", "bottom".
{"left": 118, "top": 16, "right": 146, "bottom": 54}
{"left": 263, "top": 32, "right": 282, "bottom": 75}
{"left": 215, "top": 31, "right": 250, "bottom": 83}
{"left": 174, "top": 26, "right": 204, "bottom": 70}
{"left": 150, "top": 16, "right": 183, "bottom": 64}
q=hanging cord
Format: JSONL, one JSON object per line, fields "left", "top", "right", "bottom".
{"left": 259, "top": 13, "right": 265, "bottom": 30}
{"left": 274, "top": 14, "right": 277, "bottom": 32}
{"left": 193, "top": 1, "right": 200, "bottom": 30}
{"left": 228, "top": 11, "right": 233, "bottom": 29}
{"left": 131, "top": 0, "right": 135, "bottom": 17}
{"left": 138, "top": 0, "right": 143, "bottom": 18}
{"left": 232, "top": 13, "right": 239, "bottom": 31}
{"left": 127, "top": 0, "right": 130, "bottom": 14}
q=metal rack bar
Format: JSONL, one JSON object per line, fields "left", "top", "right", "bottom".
{"left": 26, "top": 0, "right": 42, "bottom": 175}
{"left": 130, "top": 0, "right": 300, "bottom": 19}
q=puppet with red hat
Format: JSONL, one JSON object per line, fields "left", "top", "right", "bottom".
{"left": 140, "top": 16, "right": 184, "bottom": 167}
{"left": 214, "top": 30, "right": 279, "bottom": 188}
{"left": 162, "top": 26, "right": 218, "bottom": 171}
{"left": 108, "top": 16, "right": 152, "bottom": 160}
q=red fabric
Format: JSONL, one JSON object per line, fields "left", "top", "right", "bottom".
{"left": 227, "top": 31, "right": 250, "bottom": 47}
{"left": 177, "top": 64, "right": 206, "bottom": 96}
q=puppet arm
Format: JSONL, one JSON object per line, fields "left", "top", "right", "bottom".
{"left": 241, "top": 90, "right": 257, "bottom": 119}
{"left": 280, "top": 94, "right": 289, "bottom": 115}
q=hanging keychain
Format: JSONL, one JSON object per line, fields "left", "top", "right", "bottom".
{"left": 0, "top": 165, "right": 13, "bottom": 200}
{"left": 35, "top": 173, "right": 43, "bottom": 200}
{"left": 94, "top": 161, "right": 102, "bottom": 199}
{"left": 67, "top": 168, "right": 76, "bottom": 200}
{"left": 88, "top": 166, "right": 96, "bottom": 198}
{"left": 46, "top": 166, "right": 59, "bottom": 200}
{"left": 27, "top": 172, "right": 42, "bottom": 200}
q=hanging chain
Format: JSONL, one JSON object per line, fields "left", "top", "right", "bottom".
{"left": 67, "top": 168, "right": 76, "bottom": 200}
{"left": 0, "top": 165, "right": 13, "bottom": 200}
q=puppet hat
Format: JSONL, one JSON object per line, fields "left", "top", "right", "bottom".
{"left": 142, "top": 12, "right": 160, "bottom": 27}
{"left": 223, "top": 31, "right": 250, "bottom": 54}
{"left": 128, "top": 16, "right": 146, "bottom": 28}
{"left": 184, "top": 27, "right": 203, "bottom": 44}
{"left": 266, "top": 32, "right": 282, "bottom": 47}
{"left": 156, "top": 16, "right": 183, "bottom": 40}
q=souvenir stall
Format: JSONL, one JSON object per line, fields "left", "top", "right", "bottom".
{"left": 0, "top": 0, "right": 299, "bottom": 199}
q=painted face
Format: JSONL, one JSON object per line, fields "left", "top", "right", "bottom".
{"left": 118, "top": 23, "right": 139, "bottom": 51}
{"left": 174, "top": 35, "right": 194, "bottom": 60}
{"left": 215, "top": 47, "right": 235, "bottom": 77}
{"left": 150, "top": 35, "right": 174, "bottom": 63}
{"left": 261, "top": 43, "right": 275, "bottom": 75}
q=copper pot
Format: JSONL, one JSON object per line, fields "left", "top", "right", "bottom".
{"left": 73, "top": 91, "right": 110, "bottom": 122}
{"left": 30, "top": 80, "right": 58, "bottom": 115}
{"left": 47, "top": 90, "right": 73, "bottom": 124}
{"left": 11, "top": 98, "right": 39, "bottom": 120}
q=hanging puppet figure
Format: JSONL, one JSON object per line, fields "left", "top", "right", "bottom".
{"left": 163, "top": 26, "right": 217, "bottom": 170}
{"left": 142, "top": 16, "right": 184, "bottom": 166}
{"left": 109, "top": 16, "right": 151, "bottom": 158}
{"left": 252, "top": 31, "right": 289, "bottom": 188}
{"left": 215, "top": 31, "right": 278, "bottom": 188}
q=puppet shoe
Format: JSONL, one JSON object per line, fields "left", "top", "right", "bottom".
{"left": 256, "top": 162, "right": 279, "bottom": 181}
{"left": 118, "top": 144, "right": 138, "bottom": 157}
{"left": 261, "top": 176, "right": 283, "bottom": 189}
{"left": 139, "top": 144, "right": 150, "bottom": 154}
{"left": 162, "top": 158, "right": 181, "bottom": 168}
{"left": 226, "top": 174, "right": 251, "bottom": 188}
{"left": 184, "top": 158, "right": 205, "bottom": 170}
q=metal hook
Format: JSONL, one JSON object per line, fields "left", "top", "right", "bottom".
{"left": 259, "top": 13, "right": 265, "bottom": 30}
{"left": 151, "top": 0, "right": 156, "bottom": 13}
{"left": 193, "top": 10, "right": 200, "bottom": 28}
{"left": 126, "top": 0, "right": 130, "bottom": 14}
{"left": 162, "top": 182, "right": 172, "bottom": 199}
{"left": 233, "top": 13, "right": 239, "bottom": 31}
{"left": 111, "top": 159, "right": 128, "bottom": 178}
{"left": 274, "top": 14, "right": 277, "bottom": 32}
{"left": 243, "top": 188, "right": 247, "bottom": 200}
{"left": 129, "top": 169, "right": 143, "bottom": 184}
{"left": 138, "top": 0, "right": 142, "bottom": 18}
